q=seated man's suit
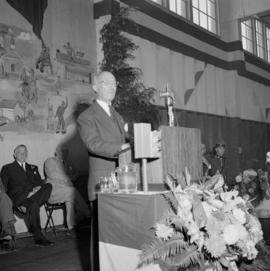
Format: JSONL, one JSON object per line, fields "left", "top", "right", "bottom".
{"left": 0, "top": 178, "right": 16, "bottom": 238}
{"left": 1, "top": 161, "right": 52, "bottom": 242}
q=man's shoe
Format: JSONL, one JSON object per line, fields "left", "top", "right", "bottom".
{"left": 0, "top": 248, "right": 15, "bottom": 254}
{"left": 0, "top": 240, "right": 16, "bottom": 254}
{"left": 35, "top": 238, "right": 51, "bottom": 247}
{"left": 45, "top": 239, "right": 54, "bottom": 246}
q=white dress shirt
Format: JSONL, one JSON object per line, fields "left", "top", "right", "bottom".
{"left": 17, "top": 161, "right": 26, "bottom": 171}
{"left": 96, "top": 99, "right": 111, "bottom": 117}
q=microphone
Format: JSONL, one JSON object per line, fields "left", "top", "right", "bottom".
{"left": 159, "top": 83, "right": 175, "bottom": 107}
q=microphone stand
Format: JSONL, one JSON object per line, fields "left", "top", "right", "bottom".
{"left": 160, "top": 83, "right": 175, "bottom": 127}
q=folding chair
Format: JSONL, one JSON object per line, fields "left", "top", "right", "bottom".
{"left": 44, "top": 202, "right": 69, "bottom": 235}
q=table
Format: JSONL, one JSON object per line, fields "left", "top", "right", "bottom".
{"left": 98, "top": 192, "right": 169, "bottom": 271}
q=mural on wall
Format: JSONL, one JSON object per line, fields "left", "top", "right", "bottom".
{"left": 0, "top": 0, "right": 96, "bottom": 141}
{"left": 0, "top": 2, "right": 94, "bottom": 138}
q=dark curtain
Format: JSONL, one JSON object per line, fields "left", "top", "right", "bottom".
{"left": 158, "top": 107, "right": 270, "bottom": 182}
{"left": 6, "top": 0, "right": 48, "bottom": 41}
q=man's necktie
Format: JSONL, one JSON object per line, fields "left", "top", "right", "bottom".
{"left": 109, "top": 105, "right": 116, "bottom": 120}
{"left": 109, "top": 105, "right": 122, "bottom": 133}
{"left": 21, "top": 163, "right": 25, "bottom": 171}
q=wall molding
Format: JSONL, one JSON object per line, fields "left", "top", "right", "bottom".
{"left": 93, "top": 0, "right": 270, "bottom": 87}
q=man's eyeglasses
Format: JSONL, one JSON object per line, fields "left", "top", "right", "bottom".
{"left": 216, "top": 144, "right": 225, "bottom": 148}
{"left": 98, "top": 80, "right": 119, "bottom": 87}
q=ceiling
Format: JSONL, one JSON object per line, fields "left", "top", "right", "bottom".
{"left": 258, "top": 9, "right": 270, "bottom": 26}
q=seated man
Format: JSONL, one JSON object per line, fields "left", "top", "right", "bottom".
{"left": 209, "top": 141, "right": 229, "bottom": 187}
{"left": 201, "top": 143, "right": 211, "bottom": 180}
{"left": 1, "top": 144, "right": 54, "bottom": 247}
{"left": 44, "top": 147, "right": 91, "bottom": 230}
{"left": 0, "top": 177, "right": 16, "bottom": 253}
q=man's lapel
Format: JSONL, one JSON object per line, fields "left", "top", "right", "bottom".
{"left": 13, "top": 160, "right": 27, "bottom": 175}
{"left": 111, "top": 107, "right": 125, "bottom": 135}
{"left": 94, "top": 102, "right": 123, "bottom": 135}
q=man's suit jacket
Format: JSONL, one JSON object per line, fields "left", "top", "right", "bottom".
{"left": 77, "top": 101, "right": 126, "bottom": 201}
{"left": 1, "top": 161, "right": 43, "bottom": 207}
{"left": 208, "top": 155, "right": 230, "bottom": 186}
{"left": 0, "top": 177, "right": 15, "bottom": 226}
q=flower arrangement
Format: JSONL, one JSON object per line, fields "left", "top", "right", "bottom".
{"left": 139, "top": 171, "right": 270, "bottom": 271}
{"left": 234, "top": 169, "right": 270, "bottom": 207}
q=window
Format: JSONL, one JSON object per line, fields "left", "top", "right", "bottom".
{"left": 151, "top": 0, "right": 162, "bottom": 4}
{"left": 191, "top": 0, "right": 217, "bottom": 34}
{"left": 241, "top": 19, "right": 253, "bottom": 53}
{"left": 255, "top": 20, "right": 264, "bottom": 59}
{"left": 149, "top": 0, "right": 219, "bottom": 35}
{"left": 169, "top": 0, "right": 187, "bottom": 18}
{"left": 266, "top": 27, "right": 270, "bottom": 62}
{"left": 240, "top": 17, "right": 270, "bottom": 63}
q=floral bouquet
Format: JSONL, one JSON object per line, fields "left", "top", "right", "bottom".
{"left": 139, "top": 171, "right": 270, "bottom": 271}
{"left": 234, "top": 169, "right": 270, "bottom": 207}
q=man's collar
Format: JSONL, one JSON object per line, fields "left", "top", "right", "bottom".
{"left": 96, "top": 99, "right": 111, "bottom": 116}
{"left": 16, "top": 160, "right": 26, "bottom": 167}
{"left": 96, "top": 99, "right": 110, "bottom": 107}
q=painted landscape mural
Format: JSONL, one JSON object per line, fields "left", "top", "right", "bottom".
{"left": 0, "top": 1, "right": 95, "bottom": 140}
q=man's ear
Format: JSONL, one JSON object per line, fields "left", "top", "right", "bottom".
{"left": 92, "top": 85, "right": 98, "bottom": 93}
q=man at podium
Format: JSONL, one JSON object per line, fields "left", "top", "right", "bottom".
{"left": 77, "top": 71, "right": 130, "bottom": 202}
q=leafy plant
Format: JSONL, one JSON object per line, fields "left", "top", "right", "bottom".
{"left": 99, "top": 7, "right": 160, "bottom": 131}
{"left": 139, "top": 173, "right": 270, "bottom": 271}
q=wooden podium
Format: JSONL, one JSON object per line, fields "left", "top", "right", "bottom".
{"left": 119, "top": 125, "right": 202, "bottom": 188}
{"left": 147, "top": 126, "right": 202, "bottom": 185}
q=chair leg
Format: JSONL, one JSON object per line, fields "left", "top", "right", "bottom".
{"left": 62, "top": 204, "right": 69, "bottom": 232}
{"left": 44, "top": 209, "right": 52, "bottom": 230}
{"left": 50, "top": 213, "right": 57, "bottom": 236}
{"left": 11, "top": 235, "right": 16, "bottom": 250}
{"left": 45, "top": 208, "right": 57, "bottom": 236}
{"left": 45, "top": 204, "right": 68, "bottom": 236}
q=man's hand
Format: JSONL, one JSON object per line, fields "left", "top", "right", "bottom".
{"left": 27, "top": 186, "right": 41, "bottom": 198}
{"left": 120, "top": 143, "right": 130, "bottom": 151}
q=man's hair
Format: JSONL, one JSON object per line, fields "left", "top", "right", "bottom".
{"left": 93, "top": 71, "right": 114, "bottom": 86}
{"left": 14, "top": 144, "right": 27, "bottom": 155}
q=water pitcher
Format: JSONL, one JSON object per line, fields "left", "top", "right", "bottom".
{"left": 115, "top": 163, "right": 137, "bottom": 193}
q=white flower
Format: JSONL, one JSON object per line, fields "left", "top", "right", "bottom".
{"left": 220, "top": 190, "right": 239, "bottom": 202}
{"left": 237, "top": 224, "right": 249, "bottom": 241}
{"left": 223, "top": 224, "right": 240, "bottom": 245}
{"left": 204, "top": 234, "right": 227, "bottom": 257}
{"left": 228, "top": 261, "right": 239, "bottom": 271}
{"left": 155, "top": 223, "right": 174, "bottom": 240}
{"left": 187, "top": 221, "right": 200, "bottom": 243}
{"left": 213, "top": 175, "right": 224, "bottom": 191}
{"left": 208, "top": 199, "right": 224, "bottom": 209}
{"left": 243, "top": 169, "right": 257, "bottom": 178}
{"left": 178, "top": 194, "right": 192, "bottom": 211}
{"left": 204, "top": 261, "right": 215, "bottom": 271}
{"left": 223, "top": 224, "right": 248, "bottom": 245}
{"left": 232, "top": 208, "right": 246, "bottom": 224}
{"left": 223, "top": 196, "right": 245, "bottom": 212}
{"left": 247, "top": 215, "right": 263, "bottom": 243}
{"left": 177, "top": 207, "right": 193, "bottom": 222}
{"left": 235, "top": 175, "right": 242, "bottom": 183}
{"left": 202, "top": 202, "right": 217, "bottom": 217}
{"left": 206, "top": 215, "right": 226, "bottom": 235}
{"left": 241, "top": 240, "right": 258, "bottom": 260}
{"left": 247, "top": 214, "right": 262, "bottom": 230}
